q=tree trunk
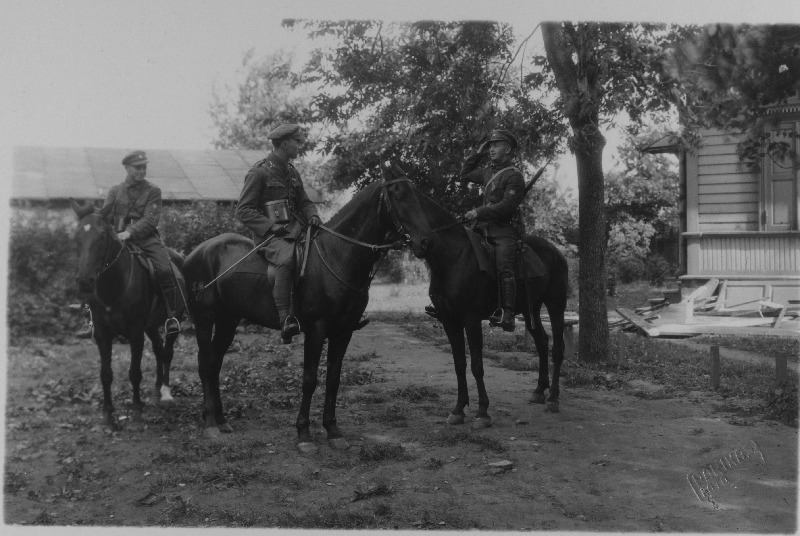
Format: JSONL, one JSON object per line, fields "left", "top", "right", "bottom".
{"left": 542, "top": 22, "right": 609, "bottom": 361}
{"left": 573, "top": 130, "right": 609, "bottom": 361}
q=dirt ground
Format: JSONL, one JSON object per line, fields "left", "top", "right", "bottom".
{"left": 3, "top": 283, "right": 798, "bottom": 532}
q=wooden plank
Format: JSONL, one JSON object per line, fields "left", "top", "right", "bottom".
{"left": 699, "top": 153, "right": 745, "bottom": 166}
{"left": 698, "top": 201, "right": 759, "bottom": 214}
{"left": 698, "top": 183, "right": 759, "bottom": 195}
{"left": 615, "top": 308, "right": 657, "bottom": 337}
{"left": 697, "top": 173, "right": 757, "bottom": 185}
{"left": 710, "top": 346, "right": 721, "bottom": 389}
{"left": 698, "top": 163, "right": 757, "bottom": 175}
{"left": 699, "top": 213, "right": 759, "bottom": 224}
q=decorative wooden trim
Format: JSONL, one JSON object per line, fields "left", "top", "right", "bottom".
{"left": 683, "top": 230, "right": 800, "bottom": 238}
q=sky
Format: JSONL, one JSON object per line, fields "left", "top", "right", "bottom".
{"left": 1, "top": 0, "right": 798, "bottom": 191}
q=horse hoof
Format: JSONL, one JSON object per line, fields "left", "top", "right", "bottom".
{"left": 159, "top": 386, "right": 175, "bottom": 405}
{"left": 471, "top": 417, "right": 492, "bottom": 430}
{"left": 203, "top": 427, "right": 223, "bottom": 440}
{"left": 297, "top": 442, "right": 318, "bottom": 455}
{"left": 446, "top": 413, "right": 465, "bottom": 425}
{"left": 544, "top": 402, "right": 560, "bottom": 413}
{"left": 218, "top": 423, "right": 234, "bottom": 433}
{"left": 328, "top": 437, "right": 350, "bottom": 450}
{"left": 529, "top": 392, "right": 546, "bottom": 404}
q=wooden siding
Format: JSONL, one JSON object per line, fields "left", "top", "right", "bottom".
{"left": 694, "top": 130, "right": 759, "bottom": 232}
{"left": 686, "top": 233, "right": 800, "bottom": 275}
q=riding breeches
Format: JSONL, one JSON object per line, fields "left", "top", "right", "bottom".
{"left": 492, "top": 235, "right": 517, "bottom": 280}
{"left": 135, "top": 237, "right": 175, "bottom": 289}
{"left": 260, "top": 237, "right": 295, "bottom": 316}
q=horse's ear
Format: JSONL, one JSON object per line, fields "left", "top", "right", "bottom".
{"left": 70, "top": 198, "right": 94, "bottom": 219}
{"left": 392, "top": 161, "right": 407, "bottom": 178}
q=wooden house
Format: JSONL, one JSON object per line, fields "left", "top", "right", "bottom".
{"left": 644, "top": 97, "right": 800, "bottom": 310}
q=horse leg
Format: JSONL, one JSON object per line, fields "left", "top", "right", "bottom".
{"left": 146, "top": 327, "right": 174, "bottom": 405}
{"left": 545, "top": 302, "right": 566, "bottom": 413}
{"left": 528, "top": 309, "right": 551, "bottom": 406}
{"left": 296, "top": 320, "right": 324, "bottom": 454}
{"left": 465, "top": 318, "right": 491, "bottom": 429}
{"left": 440, "top": 319, "right": 468, "bottom": 425}
{"left": 210, "top": 316, "right": 238, "bottom": 432}
{"left": 127, "top": 330, "right": 146, "bottom": 431}
{"left": 195, "top": 311, "right": 225, "bottom": 438}
{"left": 322, "top": 329, "right": 354, "bottom": 450}
{"left": 95, "top": 328, "right": 118, "bottom": 431}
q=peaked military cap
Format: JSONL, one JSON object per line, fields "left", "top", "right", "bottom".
{"left": 487, "top": 129, "right": 518, "bottom": 151}
{"left": 266, "top": 124, "right": 303, "bottom": 142}
{"left": 121, "top": 150, "right": 148, "bottom": 166}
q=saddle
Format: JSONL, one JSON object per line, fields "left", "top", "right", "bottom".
{"left": 125, "top": 243, "right": 184, "bottom": 319}
{"left": 465, "top": 227, "right": 545, "bottom": 281}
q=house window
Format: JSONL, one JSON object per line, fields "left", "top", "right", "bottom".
{"left": 763, "top": 119, "right": 799, "bottom": 231}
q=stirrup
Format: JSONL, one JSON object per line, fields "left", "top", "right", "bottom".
{"left": 164, "top": 316, "right": 181, "bottom": 335}
{"left": 281, "top": 315, "right": 300, "bottom": 344}
{"left": 489, "top": 308, "right": 503, "bottom": 326}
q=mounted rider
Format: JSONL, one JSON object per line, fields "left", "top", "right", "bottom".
{"left": 460, "top": 129, "right": 525, "bottom": 332}
{"left": 96, "top": 150, "right": 181, "bottom": 335}
{"left": 234, "top": 124, "right": 322, "bottom": 343}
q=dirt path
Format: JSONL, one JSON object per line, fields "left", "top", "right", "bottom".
{"left": 4, "top": 321, "right": 798, "bottom": 532}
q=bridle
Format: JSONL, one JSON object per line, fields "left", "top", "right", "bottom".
{"left": 311, "top": 177, "right": 417, "bottom": 293}
{"left": 81, "top": 217, "right": 133, "bottom": 309}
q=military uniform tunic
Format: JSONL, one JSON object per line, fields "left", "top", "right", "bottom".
{"left": 99, "top": 177, "right": 172, "bottom": 275}
{"left": 459, "top": 151, "right": 525, "bottom": 278}
{"left": 235, "top": 152, "right": 320, "bottom": 316}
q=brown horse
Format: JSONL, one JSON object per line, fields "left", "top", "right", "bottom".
{"left": 410, "top": 191, "right": 569, "bottom": 426}
{"left": 71, "top": 200, "right": 187, "bottom": 431}
{"left": 182, "top": 165, "right": 431, "bottom": 452}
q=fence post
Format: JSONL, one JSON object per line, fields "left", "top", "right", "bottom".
{"left": 710, "top": 345, "right": 720, "bottom": 389}
{"left": 776, "top": 355, "right": 787, "bottom": 383}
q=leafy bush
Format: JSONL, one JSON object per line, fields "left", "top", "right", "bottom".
{"left": 7, "top": 210, "right": 81, "bottom": 339}
{"left": 645, "top": 254, "right": 675, "bottom": 287}
{"left": 616, "top": 256, "right": 646, "bottom": 284}
{"left": 159, "top": 201, "right": 249, "bottom": 255}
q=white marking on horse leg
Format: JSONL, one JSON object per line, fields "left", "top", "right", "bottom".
{"left": 160, "top": 385, "right": 174, "bottom": 403}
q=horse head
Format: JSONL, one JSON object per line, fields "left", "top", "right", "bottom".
{"left": 379, "top": 161, "right": 431, "bottom": 258}
{"left": 71, "top": 198, "right": 119, "bottom": 296}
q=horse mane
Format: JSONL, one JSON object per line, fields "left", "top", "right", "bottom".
{"left": 415, "top": 190, "right": 463, "bottom": 231}
{"left": 326, "top": 181, "right": 382, "bottom": 229}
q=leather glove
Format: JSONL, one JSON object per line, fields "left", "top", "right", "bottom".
{"left": 309, "top": 215, "right": 321, "bottom": 228}
{"left": 271, "top": 225, "right": 289, "bottom": 237}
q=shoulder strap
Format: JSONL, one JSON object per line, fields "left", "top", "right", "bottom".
{"left": 485, "top": 166, "right": 520, "bottom": 191}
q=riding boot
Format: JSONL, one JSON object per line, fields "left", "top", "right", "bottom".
{"left": 424, "top": 304, "right": 439, "bottom": 319}
{"left": 499, "top": 275, "right": 517, "bottom": 332}
{"left": 159, "top": 279, "right": 181, "bottom": 336}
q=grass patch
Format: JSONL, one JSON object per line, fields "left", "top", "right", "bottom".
{"left": 693, "top": 334, "right": 799, "bottom": 362}
{"left": 379, "top": 311, "right": 798, "bottom": 427}
{"left": 391, "top": 385, "right": 440, "bottom": 402}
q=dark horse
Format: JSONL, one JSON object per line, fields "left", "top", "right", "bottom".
{"left": 182, "top": 165, "right": 430, "bottom": 452}
{"left": 410, "top": 192, "right": 569, "bottom": 426}
{"left": 71, "top": 200, "right": 187, "bottom": 430}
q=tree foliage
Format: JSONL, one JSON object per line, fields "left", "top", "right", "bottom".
{"left": 606, "top": 129, "right": 679, "bottom": 237}
{"left": 284, "top": 19, "right": 566, "bottom": 212}
{"left": 209, "top": 49, "right": 311, "bottom": 150}
{"left": 664, "top": 24, "right": 800, "bottom": 162}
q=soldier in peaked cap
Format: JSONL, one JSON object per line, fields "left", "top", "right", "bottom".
{"left": 235, "top": 124, "right": 322, "bottom": 343}
{"left": 78, "top": 150, "right": 182, "bottom": 336}
{"left": 459, "top": 129, "right": 525, "bottom": 332}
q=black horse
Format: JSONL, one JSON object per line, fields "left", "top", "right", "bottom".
{"left": 182, "top": 165, "right": 430, "bottom": 452}
{"left": 410, "top": 191, "right": 569, "bottom": 426}
{"left": 71, "top": 200, "right": 187, "bottom": 430}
